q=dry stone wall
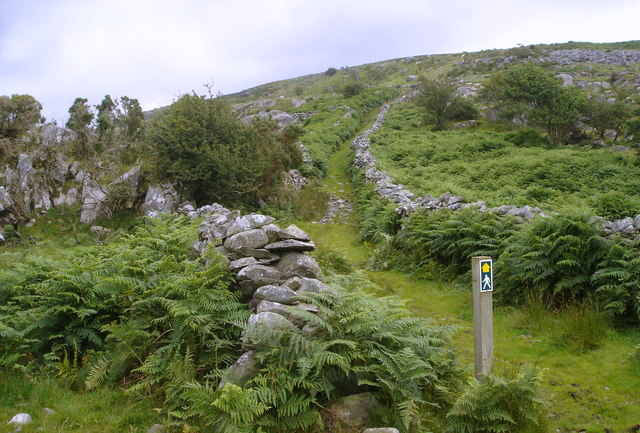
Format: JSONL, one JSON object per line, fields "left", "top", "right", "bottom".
{"left": 352, "top": 98, "right": 640, "bottom": 236}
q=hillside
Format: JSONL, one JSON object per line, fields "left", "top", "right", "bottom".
{"left": 1, "top": 40, "right": 640, "bottom": 433}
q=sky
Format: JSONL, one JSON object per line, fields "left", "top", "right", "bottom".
{"left": 1, "top": 0, "right": 639, "bottom": 122}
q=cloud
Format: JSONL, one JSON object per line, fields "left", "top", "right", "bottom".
{"left": 1, "top": 0, "right": 638, "bottom": 121}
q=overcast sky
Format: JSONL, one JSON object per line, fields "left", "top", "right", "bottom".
{"left": 1, "top": 0, "right": 638, "bottom": 122}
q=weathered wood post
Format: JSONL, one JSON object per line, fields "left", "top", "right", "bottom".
{"left": 472, "top": 256, "right": 494, "bottom": 381}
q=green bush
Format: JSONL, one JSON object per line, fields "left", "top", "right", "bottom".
{"left": 504, "top": 129, "right": 549, "bottom": 147}
{"left": 445, "top": 369, "right": 546, "bottom": 433}
{"left": 342, "top": 82, "right": 365, "bottom": 98}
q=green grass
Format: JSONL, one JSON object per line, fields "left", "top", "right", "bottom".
{"left": 0, "top": 374, "right": 161, "bottom": 433}
{"left": 295, "top": 134, "right": 640, "bottom": 432}
{"left": 369, "top": 103, "right": 640, "bottom": 216}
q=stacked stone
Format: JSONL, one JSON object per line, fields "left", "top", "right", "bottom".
{"left": 194, "top": 209, "right": 332, "bottom": 386}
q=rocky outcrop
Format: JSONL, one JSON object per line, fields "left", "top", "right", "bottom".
{"left": 547, "top": 49, "right": 640, "bottom": 66}
{"left": 142, "top": 184, "right": 181, "bottom": 217}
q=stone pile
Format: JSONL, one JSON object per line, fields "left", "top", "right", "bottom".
{"left": 193, "top": 207, "right": 332, "bottom": 386}
{"left": 546, "top": 49, "right": 640, "bottom": 66}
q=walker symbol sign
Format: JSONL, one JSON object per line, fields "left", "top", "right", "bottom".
{"left": 480, "top": 259, "right": 493, "bottom": 292}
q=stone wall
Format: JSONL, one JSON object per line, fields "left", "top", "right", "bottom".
{"left": 351, "top": 97, "right": 640, "bottom": 236}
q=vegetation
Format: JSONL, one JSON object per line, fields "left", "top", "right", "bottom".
{"left": 149, "top": 93, "right": 302, "bottom": 205}
{"left": 415, "top": 78, "right": 478, "bottom": 130}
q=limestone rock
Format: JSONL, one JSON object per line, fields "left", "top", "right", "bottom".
{"left": 327, "top": 393, "right": 382, "bottom": 426}
{"left": 254, "top": 285, "right": 298, "bottom": 305}
{"left": 8, "top": 413, "right": 33, "bottom": 425}
{"left": 219, "top": 350, "right": 258, "bottom": 388}
{"left": 296, "top": 277, "right": 330, "bottom": 294}
{"left": 199, "top": 212, "right": 235, "bottom": 241}
{"left": 226, "top": 214, "right": 276, "bottom": 237}
{"left": 142, "top": 184, "right": 180, "bottom": 217}
{"left": 0, "top": 186, "right": 13, "bottom": 215}
{"left": 237, "top": 264, "right": 282, "bottom": 295}
{"left": 278, "top": 224, "right": 311, "bottom": 241}
{"left": 260, "top": 223, "right": 282, "bottom": 243}
{"left": 247, "top": 312, "right": 292, "bottom": 330}
{"left": 80, "top": 181, "right": 108, "bottom": 224}
{"left": 257, "top": 300, "right": 304, "bottom": 327}
{"left": 229, "top": 256, "right": 258, "bottom": 271}
{"left": 264, "top": 239, "right": 316, "bottom": 252}
{"left": 282, "top": 277, "right": 302, "bottom": 290}
{"left": 224, "top": 229, "right": 269, "bottom": 254}
{"left": 110, "top": 166, "right": 142, "bottom": 208}
{"left": 148, "top": 424, "right": 168, "bottom": 433}
{"left": 276, "top": 252, "right": 320, "bottom": 279}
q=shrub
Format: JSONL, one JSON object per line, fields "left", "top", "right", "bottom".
{"left": 325, "top": 67, "right": 338, "bottom": 76}
{"left": 342, "top": 82, "right": 365, "bottom": 98}
{"left": 504, "top": 129, "right": 549, "bottom": 147}
{"left": 150, "top": 93, "right": 301, "bottom": 205}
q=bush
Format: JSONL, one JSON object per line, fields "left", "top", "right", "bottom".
{"left": 150, "top": 93, "right": 301, "bottom": 205}
{"left": 504, "top": 129, "right": 549, "bottom": 147}
{"left": 342, "top": 82, "right": 365, "bottom": 98}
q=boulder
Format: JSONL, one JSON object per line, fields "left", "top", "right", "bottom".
{"left": 0, "top": 186, "right": 13, "bottom": 215}
{"left": 226, "top": 214, "right": 276, "bottom": 237}
{"left": 257, "top": 300, "right": 305, "bottom": 327}
{"left": 142, "top": 184, "right": 180, "bottom": 217}
{"left": 254, "top": 285, "right": 298, "bottom": 305}
{"left": 326, "top": 393, "right": 382, "bottom": 426}
{"left": 219, "top": 350, "right": 258, "bottom": 388}
{"left": 110, "top": 166, "right": 142, "bottom": 208}
{"left": 276, "top": 252, "right": 320, "bottom": 279}
{"left": 8, "top": 413, "right": 33, "bottom": 425}
{"left": 199, "top": 212, "right": 236, "bottom": 241}
{"left": 278, "top": 224, "right": 311, "bottom": 241}
{"left": 261, "top": 223, "right": 282, "bottom": 243}
{"left": 264, "top": 239, "right": 316, "bottom": 252}
{"left": 237, "top": 264, "right": 282, "bottom": 295}
{"left": 224, "top": 229, "right": 270, "bottom": 254}
{"left": 80, "top": 181, "right": 108, "bottom": 224}
{"left": 148, "top": 425, "right": 168, "bottom": 433}
{"left": 282, "top": 277, "right": 302, "bottom": 290}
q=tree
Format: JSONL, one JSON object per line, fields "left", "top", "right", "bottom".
{"left": 0, "top": 94, "right": 43, "bottom": 139}
{"left": 117, "top": 96, "right": 145, "bottom": 140}
{"left": 150, "top": 93, "right": 300, "bottom": 205}
{"left": 415, "top": 77, "right": 477, "bottom": 130}
{"left": 483, "top": 64, "right": 587, "bottom": 144}
{"left": 66, "top": 97, "right": 94, "bottom": 154}
{"left": 342, "top": 81, "right": 364, "bottom": 98}
{"left": 585, "top": 99, "right": 631, "bottom": 141}
{"left": 95, "top": 94, "right": 116, "bottom": 145}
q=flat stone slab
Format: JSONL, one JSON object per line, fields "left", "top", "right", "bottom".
{"left": 264, "top": 239, "right": 316, "bottom": 252}
{"left": 224, "top": 229, "right": 269, "bottom": 254}
{"left": 278, "top": 224, "right": 311, "bottom": 241}
{"left": 226, "top": 214, "right": 276, "bottom": 237}
{"left": 229, "top": 257, "right": 258, "bottom": 271}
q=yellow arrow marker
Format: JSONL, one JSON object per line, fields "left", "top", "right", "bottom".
{"left": 482, "top": 263, "right": 491, "bottom": 273}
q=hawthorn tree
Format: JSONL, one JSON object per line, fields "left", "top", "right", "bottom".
{"left": 483, "top": 64, "right": 587, "bottom": 144}
{"left": 415, "top": 77, "right": 478, "bottom": 130}
{"left": 0, "top": 94, "right": 42, "bottom": 139}
{"left": 150, "top": 93, "right": 301, "bottom": 205}
{"left": 66, "top": 97, "right": 94, "bottom": 155}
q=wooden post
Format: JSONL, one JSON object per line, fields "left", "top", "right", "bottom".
{"left": 472, "top": 256, "right": 494, "bottom": 381}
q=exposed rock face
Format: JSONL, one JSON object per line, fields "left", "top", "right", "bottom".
{"left": 80, "top": 180, "right": 108, "bottom": 224}
{"left": 142, "top": 184, "right": 181, "bottom": 217}
{"left": 219, "top": 350, "right": 258, "bottom": 388}
{"left": 547, "top": 49, "right": 640, "bottom": 66}
{"left": 0, "top": 186, "right": 14, "bottom": 215}
{"left": 110, "top": 166, "right": 143, "bottom": 209}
